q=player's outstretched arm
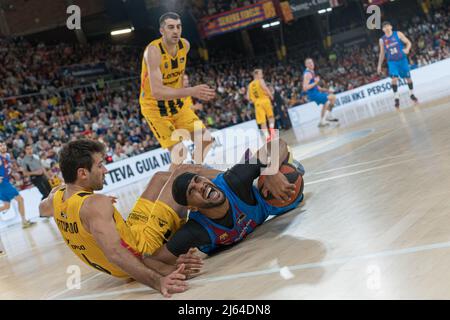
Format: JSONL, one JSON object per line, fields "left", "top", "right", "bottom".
{"left": 146, "top": 46, "right": 215, "bottom": 101}
{"left": 377, "top": 39, "right": 385, "bottom": 74}
{"left": 82, "top": 195, "right": 188, "bottom": 297}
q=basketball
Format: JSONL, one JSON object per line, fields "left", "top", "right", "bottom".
{"left": 258, "top": 163, "right": 304, "bottom": 207}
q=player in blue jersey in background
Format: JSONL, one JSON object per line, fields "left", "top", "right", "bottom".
{"left": 377, "top": 21, "right": 419, "bottom": 109}
{"left": 0, "top": 142, "right": 35, "bottom": 228}
{"left": 303, "top": 58, "right": 339, "bottom": 128}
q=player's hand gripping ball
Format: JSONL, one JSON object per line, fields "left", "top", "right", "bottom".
{"left": 258, "top": 163, "right": 304, "bottom": 207}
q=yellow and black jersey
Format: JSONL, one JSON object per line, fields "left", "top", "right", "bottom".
{"left": 53, "top": 188, "right": 140, "bottom": 278}
{"left": 140, "top": 37, "right": 189, "bottom": 117}
{"left": 248, "top": 79, "right": 270, "bottom": 103}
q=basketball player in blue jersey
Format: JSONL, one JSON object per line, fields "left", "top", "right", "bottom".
{"left": 0, "top": 142, "right": 35, "bottom": 228}
{"left": 377, "top": 21, "right": 419, "bottom": 109}
{"left": 149, "top": 138, "right": 305, "bottom": 263}
{"left": 303, "top": 58, "right": 339, "bottom": 128}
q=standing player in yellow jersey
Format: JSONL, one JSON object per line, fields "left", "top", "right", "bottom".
{"left": 38, "top": 140, "right": 204, "bottom": 298}
{"left": 140, "top": 12, "right": 215, "bottom": 164}
{"left": 247, "top": 69, "right": 276, "bottom": 141}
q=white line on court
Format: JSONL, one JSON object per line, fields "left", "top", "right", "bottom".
{"left": 309, "top": 100, "right": 450, "bottom": 173}
{"left": 311, "top": 152, "right": 417, "bottom": 175}
{"left": 46, "top": 272, "right": 103, "bottom": 300}
{"left": 305, "top": 148, "right": 450, "bottom": 186}
{"left": 307, "top": 142, "right": 450, "bottom": 175}
{"left": 63, "top": 239, "right": 450, "bottom": 300}
{"left": 307, "top": 128, "right": 399, "bottom": 172}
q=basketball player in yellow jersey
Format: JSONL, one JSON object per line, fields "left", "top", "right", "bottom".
{"left": 38, "top": 140, "right": 203, "bottom": 298}
{"left": 247, "top": 69, "right": 275, "bottom": 141}
{"left": 140, "top": 12, "right": 215, "bottom": 164}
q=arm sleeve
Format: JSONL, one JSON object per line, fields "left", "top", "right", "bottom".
{"left": 223, "top": 157, "right": 267, "bottom": 205}
{"left": 166, "top": 220, "right": 211, "bottom": 257}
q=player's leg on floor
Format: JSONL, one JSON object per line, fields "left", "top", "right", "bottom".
{"left": 260, "top": 121, "right": 270, "bottom": 140}
{"left": 255, "top": 102, "right": 270, "bottom": 140}
{"left": 267, "top": 116, "right": 276, "bottom": 141}
{"left": 325, "top": 94, "right": 339, "bottom": 122}
{"left": 15, "top": 195, "right": 35, "bottom": 228}
{"left": 0, "top": 201, "right": 10, "bottom": 214}
{"left": 319, "top": 102, "right": 330, "bottom": 127}
{"left": 392, "top": 77, "right": 400, "bottom": 109}
{"left": 406, "top": 78, "right": 418, "bottom": 103}
{"left": 264, "top": 102, "right": 276, "bottom": 141}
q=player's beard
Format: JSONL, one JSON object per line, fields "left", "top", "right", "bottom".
{"left": 201, "top": 187, "right": 226, "bottom": 209}
{"left": 91, "top": 175, "right": 105, "bottom": 191}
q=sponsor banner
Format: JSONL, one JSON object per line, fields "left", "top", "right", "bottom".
{"left": 199, "top": 0, "right": 278, "bottom": 39}
{"left": 0, "top": 121, "right": 261, "bottom": 230}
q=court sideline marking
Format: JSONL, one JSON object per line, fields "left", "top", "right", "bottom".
{"left": 309, "top": 100, "right": 450, "bottom": 173}
{"left": 61, "top": 239, "right": 450, "bottom": 300}
{"left": 306, "top": 147, "right": 450, "bottom": 186}
{"left": 46, "top": 272, "right": 103, "bottom": 300}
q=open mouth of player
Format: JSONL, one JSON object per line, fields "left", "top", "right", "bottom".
{"left": 204, "top": 185, "right": 220, "bottom": 201}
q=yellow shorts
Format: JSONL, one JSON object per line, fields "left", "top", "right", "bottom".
{"left": 254, "top": 99, "right": 274, "bottom": 125}
{"left": 126, "top": 198, "right": 183, "bottom": 255}
{"left": 141, "top": 105, "right": 205, "bottom": 149}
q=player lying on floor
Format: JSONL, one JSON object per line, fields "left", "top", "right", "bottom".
{"left": 38, "top": 140, "right": 217, "bottom": 297}
{"left": 150, "top": 138, "right": 305, "bottom": 265}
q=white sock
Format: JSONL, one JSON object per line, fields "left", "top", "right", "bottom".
{"left": 324, "top": 110, "right": 330, "bottom": 121}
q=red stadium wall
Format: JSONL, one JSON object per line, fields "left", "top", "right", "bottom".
{"left": 2, "top": 0, "right": 105, "bottom": 36}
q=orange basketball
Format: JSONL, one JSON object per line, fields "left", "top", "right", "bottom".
{"left": 258, "top": 163, "right": 304, "bottom": 207}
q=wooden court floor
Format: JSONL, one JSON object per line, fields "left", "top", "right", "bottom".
{"left": 1, "top": 97, "right": 450, "bottom": 300}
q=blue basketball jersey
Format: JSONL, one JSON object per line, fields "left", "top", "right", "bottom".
{"left": 189, "top": 173, "right": 303, "bottom": 254}
{"left": 381, "top": 31, "right": 406, "bottom": 61}
{"left": 0, "top": 154, "right": 12, "bottom": 182}
{"left": 303, "top": 69, "right": 319, "bottom": 94}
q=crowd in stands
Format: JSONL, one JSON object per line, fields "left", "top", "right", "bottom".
{"left": 0, "top": 3, "right": 448, "bottom": 191}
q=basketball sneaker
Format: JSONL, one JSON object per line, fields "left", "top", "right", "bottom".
{"left": 326, "top": 116, "right": 339, "bottom": 123}
{"left": 318, "top": 122, "right": 330, "bottom": 128}
{"left": 0, "top": 250, "right": 5, "bottom": 257}
{"left": 410, "top": 95, "right": 419, "bottom": 104}
{"left": 22, "top": 220, "right": 36, "bottom": 229}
